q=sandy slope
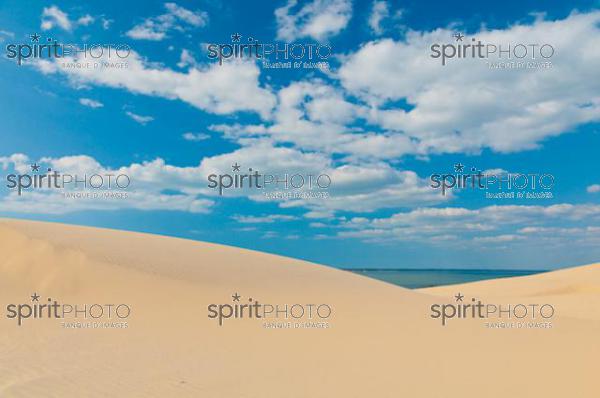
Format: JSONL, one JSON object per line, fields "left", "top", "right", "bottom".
{"left": 0, "top": 219, "right": 598, "bottom": 397}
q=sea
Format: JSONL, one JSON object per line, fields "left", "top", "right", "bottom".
{"left": 346, "top": 269, "right": 546, "bottom": 289}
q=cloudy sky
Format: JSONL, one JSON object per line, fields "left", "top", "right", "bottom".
{"left": 0, "top": 0, "right": 599, "bottom": 269}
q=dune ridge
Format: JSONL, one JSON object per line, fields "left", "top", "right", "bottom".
{"left": 0, "top": 219, "right": 598, "bottom": 397}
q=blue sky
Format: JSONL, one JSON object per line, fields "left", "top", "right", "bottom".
{"left": 1, "top": 0, "right": 599, "bottom": 269}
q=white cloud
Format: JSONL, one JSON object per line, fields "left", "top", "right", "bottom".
{"left": 232, "top": 214, "right": 298, "bottom": 223}
{"left": 0, "top": 30, "right": 14, "bottom": 42}
{"left": 265, "top": 81, "right": 362, "bottom": 148}
{"left": 164, "top": 2, "right": 207, "bottom": 26}
{"left": 213, "top": 12, "right": 600, "bottom": 160}
{"left": 275, "top": 0, "right": 352, "bottom": 41}
{"left": 0, "top": 154, "right": 30, "bottom": 173}
{"left": 4, "top": 145, "right": 419, "bottom": 218}
{"left": 236, "top": 226, "right": 257, "bottom": 232}
{"left": 368, "top": 0, "right": 388, "bottom": 35}
{"left": 337, "top": 203, "right": 600, "bottom": 243}
{"left": 368, "top": 1, "right": 402, "bottom": 35}
{"left": 186, "top": 130, "right": 446, "bottom": 214}
{"left": 126, "top": 2, "right": 208, "bottom": 41}
{"left": 77, "top": 14, "right": 94, "bottom": 26}
{"left": 0, "top": 154, "right": 214, "bottom": 215}
{"left": 195, "top": 141, "right": 444, "bottom": 213}
{"left": 41, "top": 5, "right": 72, "bottom": 31}
{"left": 209, "top": 81, "right": 369, "bottom": 153}
{"left": 587, "top": 184, "right": 600, "bottom": 193}
{"left": 291, "top": 163, "right": 447, "bottom": 214}
{"left": 473, "top": 234, "right": 523, "bottom": 243}
{"left": 126, "top": 23, "right": 167, "bottom": 41}
{"left": 35, "top": 51, "right": 276, "bottom": 119}
{"left": 338, "top": 11, "right": 600, "bottom": 155}
{"left": 125, "top": 111, "right": 154, "bottom": 125}
{"left": 335, "top": 133, "right": 416, "bottom": 160}
{"left": 177, "top": 49, "right": 197, "bottom": 68}
{"left": 519, "top": 226, "right": 600, "bottom": 235}
{"left": 101, "top": 18, "right": 113, "bottom": 30}
{"left": 198, "top": 142, "right": 331, "bottom": 190}
{"left": 79, "top": 98, "right": 104, "bottom": 108}
{"left": 209, "top": 80, "right": 420, "bottom": 160}
{"left": 41, "top": 6, "right": 101, "bottom": 31}
{"left": 182, "top": 132, "right": 210, "bottom": 142}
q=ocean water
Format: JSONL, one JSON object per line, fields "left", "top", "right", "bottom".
{"left": 347, "top": 269, "right": 545, "bottom": 289}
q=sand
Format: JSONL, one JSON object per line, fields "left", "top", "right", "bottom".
{"left": 0, "top": 218, "right": 598, "bottom": 397}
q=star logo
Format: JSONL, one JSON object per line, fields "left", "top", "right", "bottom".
{"left": 232, "top": 293, "right": 241, "bottom": 302}
{"left": 454, "top": 163, "right": 464, "bottom": 173}
{"left": 31, "top": 163, "right": 40, "bottom": 172}
{"left": 232, "top": 163, "right": 241, "bottom": 172}
{"left": 231, "top": 33, "right": 242, "bottom": 42}
{"left": 31, "top": 293, "right": 40, "bottom": 302}
{"left": 454, "top": 293, "right": 464, "bottom": 302}
{"left": 453, "top": 32, "right": 465, "bottom": 42}
{"left": 30, "top": 33, "right": 41, "bottom": 42}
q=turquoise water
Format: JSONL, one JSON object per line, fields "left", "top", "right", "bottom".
{"left": 347, "top": 269, "right": 545, "bottom": 289}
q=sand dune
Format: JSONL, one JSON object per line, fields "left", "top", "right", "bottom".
{"left": 0, "top": 219, "right": 598, "bottom": 397}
